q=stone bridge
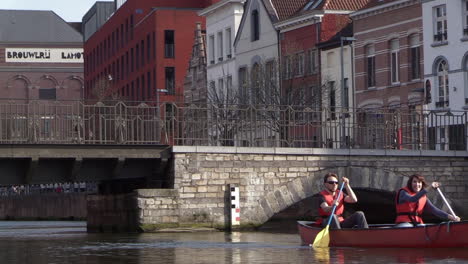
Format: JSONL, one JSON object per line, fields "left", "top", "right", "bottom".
{"left": 87, "top": 147, "right": 468, "bottom": 232}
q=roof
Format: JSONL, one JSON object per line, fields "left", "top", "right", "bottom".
{"left": 316, "top": 22, "right": 354, "bottom": 49}
{"left": 323, "top": 0, "right": 372, "bottom": 10}
{"left": 270, "top": 0, "right": 309, "bottom": 20}
{"left": 360, "top": 0, "right": 400, "bottom": 9}
{"left": 278, "top": 0, "right": 371, "bottom": 22}
{"left": 0, "top": 10, "right": 83, "bottom": 43}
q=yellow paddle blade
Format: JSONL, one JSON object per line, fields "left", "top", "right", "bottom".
{"left": 312, "top": 225, "right": 330, "bottom": 248}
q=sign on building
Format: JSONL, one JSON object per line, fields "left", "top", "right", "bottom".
{"left": 5, "top": 48, "right": 84, "bottom": 63}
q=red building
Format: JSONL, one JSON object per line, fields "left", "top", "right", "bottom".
{"left": 84, "top": 0, "right": 219, "bottom": 103}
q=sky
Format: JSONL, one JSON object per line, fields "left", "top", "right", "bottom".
{"left": 0, "top": 0, "right": 113, "bottom": 22}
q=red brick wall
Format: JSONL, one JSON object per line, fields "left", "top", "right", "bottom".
{"left": 353, "top": 3, "right": 423, "bottom": 108}
{"left": 84, "top": 0, "right": 217, "bottom": 102}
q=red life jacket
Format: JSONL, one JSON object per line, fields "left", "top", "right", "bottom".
{"left": 316, "top": 189, "right": 345, "bottom": 225}
{"left": 395, "top": 186, "right": 426, "bottom": 224}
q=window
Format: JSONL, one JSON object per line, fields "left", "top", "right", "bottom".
{"left": 218, "top": 78, "right": 224, "bottom": 91}
{"left": 390, "top": 39, "right": 399, "bottom": 83}
{"left": 226, "top": 28, "right": 232, "bottom": 58}
{"left": 284, "top": 56, "right": 291, "bottom": 79}
{"left": 436, "top": 60, "right": 449, "bottom": 107}
{"left": 147, "top": 34, "right": 151, "bottom": 61}
{"left": 165, "top": 67, "right": 175, "bottom": 94}
{"left": 308, "top": 49, "right": 318, "bottom": 74}
{"left": 39, "top": 88, "right": 56, "bottom": 100}
{"left": 209, "top": 80, "right": 216, "bottom": 93}
{"left": 141, "top": 40, "right": 145, "bottom": 66}
{"left": 465, "top": 57, "right": 468, "bottom": 101}
{"left": 464, "top": 0, "right": 468, "bottom": 36}
{"left": 366, "top": 45, "right": 376, "bottom": 88}
{"left": 328, "top": 81, "right": 336, "bottom": 119}
{"left": 136, "top": 44, "right": 139, "bottom": 69}
{"left": 265, "top": 60, "right": 276, "bottom": 103}
{"left": 343, "top": 78, "right": 349, "bottom": 110}
{"left": 164, "top": 30, "right": 175, "bottom": 58}
{"left": 217, "top": 31, "right": 223, "bottom": 61}
{"left": 433, "top": 5, "right": 447, "bottom": 42}
{"left": 227, "top": 75, "right": 232, "bottom": 91}
{"left": 251, "top": 63, "right": 261, "bottom": 103}
{"left": 238, "top": 67, "right": 248, "bottom": 100}
{"left": 297, "top": 52, "right": 305, "bottom": 77}
{"left": 209, "top": 35, "right": 215, "bottom": 64}
{"left": 409, "top": 34, "right": 421, "bottom": 80}
{"left": 130, "top": 15, "right": 134, "bottom": 40}
{"left": 251, "top": 10, "right": 260, "bottom": 41}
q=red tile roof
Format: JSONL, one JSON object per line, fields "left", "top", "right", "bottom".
{"left": 270, "top": 0, "right": 309, "bottom": 20}
{"left": 324, "top": 0, "right": 372, "bottom": 11}
{"left": 270, "top": 0, "right": 371, "bottom": 22}
{"left": 360, "top": 0, "right": 400, "bottom": 9}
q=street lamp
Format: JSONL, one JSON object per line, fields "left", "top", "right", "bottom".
{"left": 340, "top": 36, "right": 356, "bottom": 148}
{"left": 156, "top": 88, "right": 168, "bottom": 142}
{"left": 156, "top": 88, "right": 168, "bottom": 118}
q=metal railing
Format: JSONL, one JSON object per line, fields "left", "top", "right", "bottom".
{"left": 0, "top": 100, "right": 466, "bottom": 151}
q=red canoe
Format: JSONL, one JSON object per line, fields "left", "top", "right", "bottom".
{"left": 298, "top": 221, "right": 468, "bottom": 248}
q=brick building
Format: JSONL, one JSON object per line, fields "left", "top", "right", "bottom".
{"left": 0, "top": 10, "right": 84, "bottom": 101}
{"left": 351, "top": 0, "right": 424, "bottom": 109}
{"left": 83, "top": 0, "right": 220, "bottom": 103}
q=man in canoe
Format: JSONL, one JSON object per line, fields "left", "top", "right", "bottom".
{"left": 317, "top": 172, "right": 369, "bottom": 229}
{"left": 395, "top": 173, "right": 461, "bottom": 227}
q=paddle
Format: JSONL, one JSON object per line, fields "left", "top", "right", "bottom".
{"left": 436, "top": 188, "right": 458, "bottom": 219}
{"left": 312, "top": 181, "right": 345, "bottom": 248}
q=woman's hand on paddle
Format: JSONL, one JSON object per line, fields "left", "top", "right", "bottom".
{"left": 430, "top": 182, "right": 440, "bottom": 189}
{"left": 448, "top": 214, "right": 461, "bottom": 222}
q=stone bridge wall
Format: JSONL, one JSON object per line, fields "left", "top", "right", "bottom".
{"left": 168, "top": 147, "right": 468, "bottom": 228}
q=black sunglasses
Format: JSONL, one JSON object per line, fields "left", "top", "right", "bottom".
{"left": 327, "top": 181, "right": 339, "bottom": 185}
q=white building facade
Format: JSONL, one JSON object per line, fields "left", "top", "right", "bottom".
{"left": 199, "top": 0, "right": 245, "bottom": 102}
{"left": 319, "top": 39, "right": 355, "bottom": 148}
{"left": 234, "top": 0, "right": 280, "bottom": 103}
{"left": 423, "top": 0, "right": 468, "bottom": 150}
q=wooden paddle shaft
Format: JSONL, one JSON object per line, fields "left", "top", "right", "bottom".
{"left": 437, "top": 188, "right": 457, "bottom": 217}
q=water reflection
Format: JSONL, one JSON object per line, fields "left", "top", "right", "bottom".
{"left": 0, "top": 222, "right": 466, "bottom": 264}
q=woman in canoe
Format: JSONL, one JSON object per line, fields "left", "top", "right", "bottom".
{"left": 395, "top": 173, "right": 461, "bottom": 227}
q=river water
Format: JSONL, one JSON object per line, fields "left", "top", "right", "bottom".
{"left": 0, "top": 221, "right": 467, "bottom": 264}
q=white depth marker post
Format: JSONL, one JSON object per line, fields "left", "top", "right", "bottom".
{"left": 230, "top": 185, "right": 240, "bottom": 227}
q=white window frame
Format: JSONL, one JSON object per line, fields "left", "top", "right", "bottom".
{"left": 308, "top": 48, "right": 318, "bottom": 74}
{"left": 217, "top": 31, "right": 223, "bottom": 62}
{"left": 437, "top": 59, "right": 449, "bottom": 106}
{"left": 433, "top": 5, "right": 447, "bottom": 42}
{"left": 390, "top": 39, "right": 399, "bottom": 84}
{"left": 225, "top": 28, "right": 232, "bottom": 58}
{"left": 296, "top": 52, "right": 305, "bottom": 77}
{"left": 209, "top": 35, "right": 215, "bottom": 64}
